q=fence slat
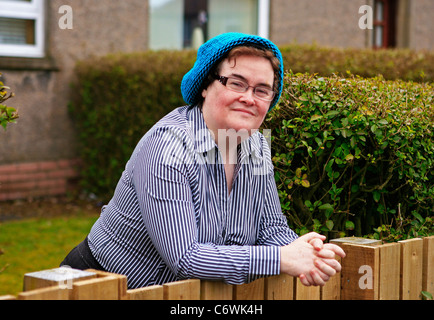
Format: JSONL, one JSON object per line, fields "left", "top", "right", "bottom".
{"left": 423, "top": 236, "right": 434, "bottom": 294}
{"left": 294, "top": 278, "right": 320, "bottom": 300}
{"left": 264, "top": 274, "right": 294, "bottom": 300}
{"left": 200, "top": 280, "right": 233, "bottom": 300}
{"left": 378, "top": 242, "right": 400, "bottom": 300}
{"left": 86, "top": 269, "right": 128, "bottom": 300}
{"left": 72, "top": 275, "right": 120, "bottom": 300}
{"left": 320, "top": 255, "right": 342, "bottom": 300}
{"left": 233, "top": 278, "right": 264, "bottom": 300}
{"left": 18, "top": 286, "right": 69, "bottom": 300}
{"left": 127, "top": 285, "right": 164, "bottom": 300}
{"left": 399, "top": 238, "right": 423, "bottom": 300}
{"left": 163, "top": 279, "right": 201, "bottom": 300}
{"left": 339, "top": 243, "right": 379, "bottom": 300}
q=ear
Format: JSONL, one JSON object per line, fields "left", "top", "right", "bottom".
{"left": 201, "top": 88, "right": 207, "bottom": 99}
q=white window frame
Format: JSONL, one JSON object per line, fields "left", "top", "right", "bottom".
{"left": 0, "top": 0, "right": 45, "bottom": 58}
{"left": 257, "top": 0, "right": 270, "bottom": 39}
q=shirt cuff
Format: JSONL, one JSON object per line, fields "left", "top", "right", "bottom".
{"left": 248, "top": 245, "right": 281, "bottom": 282}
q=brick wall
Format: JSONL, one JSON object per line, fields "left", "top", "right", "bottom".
{"left": 0, "top": 159, "right": 82, "bottom": 201}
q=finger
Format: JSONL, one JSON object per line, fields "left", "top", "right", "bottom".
{"left": 323, "top": 243, "right": 346, "bottom": 258}
{"left": 314, "top": 258, "right": 336, "bottom": 277}
{"left": 299, "top": 232, "right": 326, "bottom": 243}
{"left": 309, "top": 238, "right": 324, "bottom": 251}
{"left": 315, "top": 248, "right": 336, "bottom": 259}
{"left": 309, "top": 269, "right": 326, "bottom": 286}
{"left": 299, "top": 274, "right": 311, "bottom": 287}
{"left": 320, "top": 258, "right": 342, "bottom": 273}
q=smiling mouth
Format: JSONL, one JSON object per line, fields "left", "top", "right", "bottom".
{"left": 232, "top": 108, "right": 255, "bottom": 116}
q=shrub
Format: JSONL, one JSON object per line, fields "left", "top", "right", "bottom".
{"left": 71, "top": 47, "right": 433, "bottom": 240}
{"left": 0, "top": 72, "right": 19, "bottom": 130}
{"left": 280, "top": 44, "right": 434, "bottom": 83}
{"left": 69, "top": 51, "right": 196, "bottom": 199}
{"left": 262, "top": 72, "right": 433, "bottom": 239}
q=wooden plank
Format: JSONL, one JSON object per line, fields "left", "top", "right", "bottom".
{"left": 200, "top": 280, "right": 233, "bottom": 300}
{"left": 294, "top": 278, "right": 320, "bottom": 300}
{"left": 18, "top": 286, "right": 69, "bottom": 300}
{"left": 127, "top": 285, "right": 164, "bottom": 300}
{"left": 233, "top": 278, "right": 264, "bottom": 300}
{"left": 339, "top": 243, "right": 379, "bottom": 300}
{"left": 422, "top": 236, "right": 434, "bottom": 294}
{"left": 163, "top": 279, "right": 201, "bottom": 300}
{"left": 320, "top": 255, "right": 342, "bottom": 300}
{"left": 264, "top": 274, "right": 294, "bottom": 300}
{"left": 72, "top": 275, "right": 119, "bottom": 300}
{"left": 86, "top": 269, "right": 128, "bottom": 300}
{"left": 378, "top": 242, "right": 400, "bottom": 300}
{"left": 23, "top": 267, "right": 96, "bottom": 291}
{"left": 399, "top": 238, "right": 423, "bottom": 300}
{"left": 0, "top": 295, "right": 17, "bottom": 300}
{"left": 330, "top": 237, "right": 382, "bottom": 246}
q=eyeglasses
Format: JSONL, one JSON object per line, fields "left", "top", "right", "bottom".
{"left": 213, "top": 75, "right": 276, "bottom": 102}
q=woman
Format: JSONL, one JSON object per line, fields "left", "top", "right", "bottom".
{"left": 61, "top": 33, "right": 345, "bottom": 288}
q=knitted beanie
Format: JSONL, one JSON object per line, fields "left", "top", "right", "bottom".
{"left": 181, "top": 32, "right": 284, "bottom": 111}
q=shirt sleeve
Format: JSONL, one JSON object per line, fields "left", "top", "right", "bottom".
{"left": 132, "top": 126, "right": 273, "bottom": 285}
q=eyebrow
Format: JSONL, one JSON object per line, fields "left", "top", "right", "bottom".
{"left": 229, "top": 73, "right": 273, "bottom": 89}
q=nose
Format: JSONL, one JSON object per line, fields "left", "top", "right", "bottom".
{"left": 239, "top": 87, "right": 255, "bottom": 105}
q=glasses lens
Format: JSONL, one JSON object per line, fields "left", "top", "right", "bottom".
{"left": 226, "top": 78, "right": 248, "bottom": 92}
{"left": 254, "top": 87, "right": 275, "bottom": 101}
{"left": 222, "top": 76, "right": 275, "bottom": 101}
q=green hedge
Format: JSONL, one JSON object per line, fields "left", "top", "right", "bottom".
{"left": 70, "top": 51, "right": 196, "bottom": 198}
{"left": 280, "top": 44, "right": 434, "bottom": 83}
{"left": 262, "top": 72, "right": 433, "bottom": 240}
{"left": 70, "top": 47, "right": 433, "bottom": 240}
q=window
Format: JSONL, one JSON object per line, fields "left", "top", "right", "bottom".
{"left": 0, "top": 0, "right": 45, "bottom": 58}
{"left": 150, "top": 0, "right": 269, "bottom": 50}
{"left": 373, "top": 0, "right": 397, "bottom": 48}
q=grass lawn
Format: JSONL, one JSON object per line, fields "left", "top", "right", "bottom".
{"left": 0, "top": 214, "right": 99, "bottom": 296}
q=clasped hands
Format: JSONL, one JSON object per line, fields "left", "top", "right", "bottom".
{"left": 280, "top": 232, "right": 346, "bottom": 287}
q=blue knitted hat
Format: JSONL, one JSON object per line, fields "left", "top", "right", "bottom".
{"left": 181, "top": 32, "right": 284, "bottom": 111}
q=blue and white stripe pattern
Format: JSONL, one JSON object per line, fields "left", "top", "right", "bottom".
{"left": 88, "top": 105, "right": 298, "bottom": 289}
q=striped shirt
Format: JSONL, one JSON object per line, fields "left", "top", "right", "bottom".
{"left": 88, "top": 105, "right": 298, "bottom": 289}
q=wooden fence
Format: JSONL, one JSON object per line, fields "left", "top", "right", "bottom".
{"left": 1, "top": 236, "right": 433, "bottom": 300}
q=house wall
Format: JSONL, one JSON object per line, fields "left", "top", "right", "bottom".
{"left": 269, "top": 0, "right": 434, "bottom": 50}
{"left": 269, "top": 0, "right": 371, "bottom": 48}
{"left": 0, "top": 0, "right": 149, "bottom": 200}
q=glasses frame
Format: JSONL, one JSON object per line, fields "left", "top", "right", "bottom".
{"left": 213, "top": 75, "right": 276, "bottom": 102}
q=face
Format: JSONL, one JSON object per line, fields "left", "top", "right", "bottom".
{"left": 201, "top": 54, "right": 274, "bottom": 145}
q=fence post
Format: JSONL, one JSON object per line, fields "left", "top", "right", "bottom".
{"left": 423, "top": 236, "right": 434, "bottom": 295}
{"left": 338, "top": 243, "right": 380, "bottom": 300}
{"left": 399, "top": 238, "right": 423, "bottom": 300}
{"left": 23, "top": 267, "right": 96, "bottom": 291}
